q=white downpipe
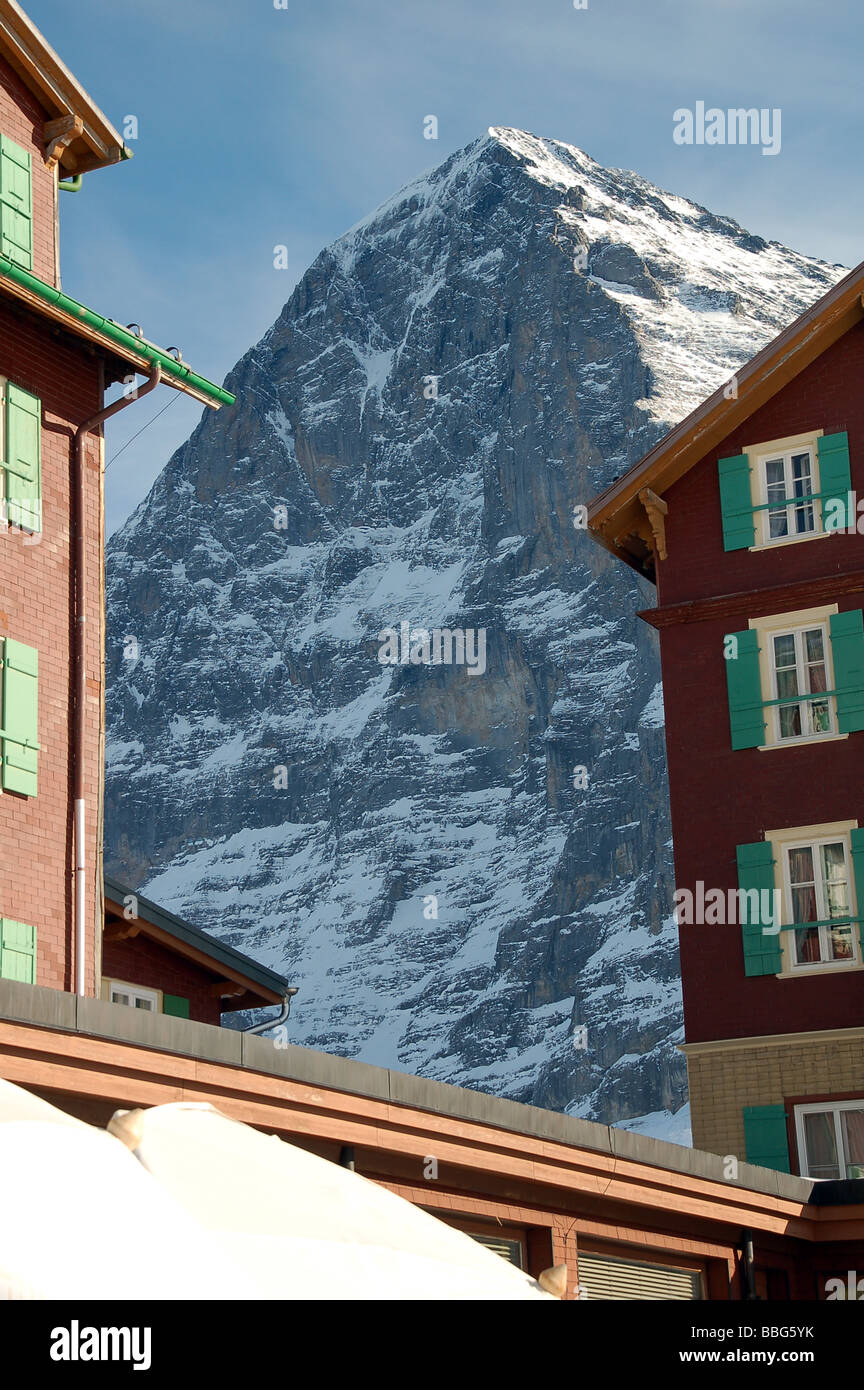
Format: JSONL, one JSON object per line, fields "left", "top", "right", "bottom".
{"left": 75, "top": 798, "right": 86, "bottom": 996}
{"left": 71, "top": 368, "right": 161, "bottom": 1002}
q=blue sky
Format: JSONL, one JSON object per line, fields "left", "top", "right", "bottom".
{"left": 29, "top": 0, "right": 864, "bottom": 534}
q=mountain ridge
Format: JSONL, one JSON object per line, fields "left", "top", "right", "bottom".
{"left": 105, "top": 127, "right": 842, "bottom": 1122}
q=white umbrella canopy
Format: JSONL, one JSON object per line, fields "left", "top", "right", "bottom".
{"left": 109, "top": 1101, "right": 557, "bottom": 1301}
{"left": 0, "top": 1082, "right": 264, "bottom": 1300}
{"left": 0, "top": 1081, "right": 558, "bottom": 1300}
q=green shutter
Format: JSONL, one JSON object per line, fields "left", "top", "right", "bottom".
{"left": 849, "top": 828, "right": 864, "bottom": 960}
{"left": 725, "top": 629, "right": 765, "bottom": 749}
{"left": 1, "top": 638, "right": 38, "bottom": 796}
{"left": 718, "top": 454, "right": 754, "bottom": 550}
{"left": 0, "top": 134, "right": 33, "bottom": 271}
{"left": 737, "top": 840, "right": 782, "bottom": 976}
{"left": 4, "top": 382, "right": 42, "bottom": 533}
{"left": 0, "top": 918, "right": 36, "bottom": 983}
{"left": 818, "top": 432, "right": 852, "bottom": 532}
{"left": 163, "top": 993, "right": 189, "bottom": 1018}
{"left": 829, "top": 609, "right": 864, "bottom": 733}
{"left": 743, "top": 1105, "right": 790, "bottom": 1173}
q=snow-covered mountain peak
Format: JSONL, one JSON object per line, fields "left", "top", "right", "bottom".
{"left": 105, "top": 134, "right": 842, "bottom": 1122}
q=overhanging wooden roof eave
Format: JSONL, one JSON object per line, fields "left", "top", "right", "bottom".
{"left": 586, "top": 260, "right": 864, "bottom": 572}
{"left": 104, "top": 882, "right": 289, "bottom": 1009}
{"left": 0, "top": 0, "right": 130, "bottom": 174}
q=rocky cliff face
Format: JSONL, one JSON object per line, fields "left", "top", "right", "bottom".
{"left": 104, "top": 128, "right": 840, "bottom": 1122}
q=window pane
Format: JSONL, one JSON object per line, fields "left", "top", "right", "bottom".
{"left": 829, "top": 927, "right": 853, "bottom": 961}
{"left": 788, "top": 847, "right": 814, "bottom": 887}
{"left": 842, "top": 1109, "right": 864, "bottom": 1176}
{"left": 791, "top": 454, "right": 813, "bottom": 491}
{"left": 794, "top": 502, "right": 815, "bottom": 535}
{"left": 773, "top": 633, "right": 796, "bottom": 668}
{"left": 804, "top": 629, "right": 824, "bottom": 663}
{"left": 803, "top": 1111, "right": 841, "bottom": 1179}
{"left": 808, "top": 699, "right": 830, "bottom": 734}
{"left": 821, "top": 843, "right": 849, "bottom": 925}
{"left": 821, "top": 842, "right": 847, "bottom": 884}
{"left": 790, "top": 455, "right": 815, "bottom": 533}
{"left": 135, "top": 997, "right": 154, "bottom": 1010}
{"left": 779, "top": 705, "right": 802, "bottom": 738}
{"left": 765, "top": 458, "right": 785, "bottom": 487}
{"left": 112, "top": 991, "right": 130, "bottom": 1006}
{"left": 825, "top": 881, "right": 849, "bottom": 918}
{"left": 766, "top": 468, "right": 788, "bottom": 535}
{"left": 794, "top": 926, "right": 821, "bottom": 964}
{"left": 791, "top": 886, "right": 818, "bottom": 922}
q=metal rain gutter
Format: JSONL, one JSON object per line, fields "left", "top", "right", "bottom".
{"left": 0, "top": 256, "right": 235, "bottom": 408}
{"left": 243, "top": 989, "right": 299, "bottom": 1035}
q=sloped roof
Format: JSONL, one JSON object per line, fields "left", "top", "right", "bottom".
{"left": 587, "top": 259, "right": 864, "bottom": 578}
{"left": 0, "top": 0, "right": 130, "bottom": 173}
{"left": 104, "top": 877, "right": 292, "bottom": 1011}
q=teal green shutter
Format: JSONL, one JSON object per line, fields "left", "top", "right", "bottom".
{"left": 718, "top": 454, "right": 754, "bottom": 550}
{"left": 818, "top": 432, "right": 852, "bottom": 532}
{"left": 830, "top": 609, "right": 864, "bottom": 733}
{"left": 4, "top": 383, "right": 42, "bottom": 533}
{"left": 743, "top": 1104, "right": 790, "bottom": 1173}
{"left": 0, "top": 134, "right": 33, "bottom": 270}
{"left": 0, "top": 918, "right": 36, "bottom": 983}
{"left": 737, "top": 840, "right": 781, "bottom": 976}
{"left": 849, "top": 828, "right": 864, "bottom": 960}
{"left": 1, "top": 638, "right": 38, "bottom": 796}
{"left": 163, "top": 993, "right": 190, "bottom": 1018}
{"left": 725, "top": 629, "right": 765, "bottom": 749}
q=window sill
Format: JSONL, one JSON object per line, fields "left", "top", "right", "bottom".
{"left": 748, "top": 529, "right": 833, "bottom": 553}
{"left": 776, "top": 962, "right": 863, "bottom": 980}
{"left": 758, "top": 732, "right": 848, "bottom": 751}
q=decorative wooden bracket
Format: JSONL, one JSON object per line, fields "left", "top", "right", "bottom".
{"left": 104, "top": 921, "right": 141, "bottom": 942}
{"left": 638, "top": 486, "right": 668, "bottom": 561}
{"left": 210, "top": 980, "right": 246, "bottom": 999}
{"left": 44, "top": 114, "right": 83, "bottom": 170}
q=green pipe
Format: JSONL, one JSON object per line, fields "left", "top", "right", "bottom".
{"left": 59, "top": 175, "right": 82, "bottom": 192}
{"left": 0, "top": 255, "right": 235, "bottom": 407}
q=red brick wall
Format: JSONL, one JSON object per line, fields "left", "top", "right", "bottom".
{"left": 0, "top": 300, "right": 103, "bottom": 994}
{"left": 102, "top": 933, "right": 223, "bottom": 1026}
{"left": 657, "top": 322, "right": 864, "bottom": 1042}
{"left": 0, "top": 54, "right": 57, "bottom": 285}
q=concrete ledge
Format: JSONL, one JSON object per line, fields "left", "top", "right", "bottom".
{"left": 387, "top": 1067, "right": 614, "bottom": 1155}
{"left": 611, "top": 1124, "right": 722, "bottom": 1179}
{"left": 0, "top": 979, "right": 77, "bottom": 1031}
{"left": 610, "top": 1126, "right": 814, "bottom": 1201}
{"left": 76, "top": 996, "right": 243, "bottom": 1066}
{"left": 0, "top": 983, "right": 824, "bottom": 1204}
{"left": 242, "top": 1035, "right": 391, "bottom": 1102}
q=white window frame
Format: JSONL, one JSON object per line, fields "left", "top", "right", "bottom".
{"left": 769, "top": 621, "right": 835, "bottom": 744}
{"left": 745, "top": 430, "right": 828, "bottom": 551}
{"left": 764, "top": 819, "right": 863, "bottom": 979}
{"left": 749, "top": 604, "right": 847, "bottom": 753}
{"left": 781, "top": 834, "right": 859, "bottom": 971}
{"left": 794, "top": 1100, "right": 864, "bottom": 1180}
{"left": 759, "top": 447, "right": 818, "bottom": 544}
{"left": 106, "top": 978, "right": 160, "bottom": 1011}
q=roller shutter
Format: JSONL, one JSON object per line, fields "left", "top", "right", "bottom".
{"left": 469, "top": 1233, "right": 524, "bottom": 1268}
{"left": 578, "top": 1251, "right": 702, "bottom": 1300}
